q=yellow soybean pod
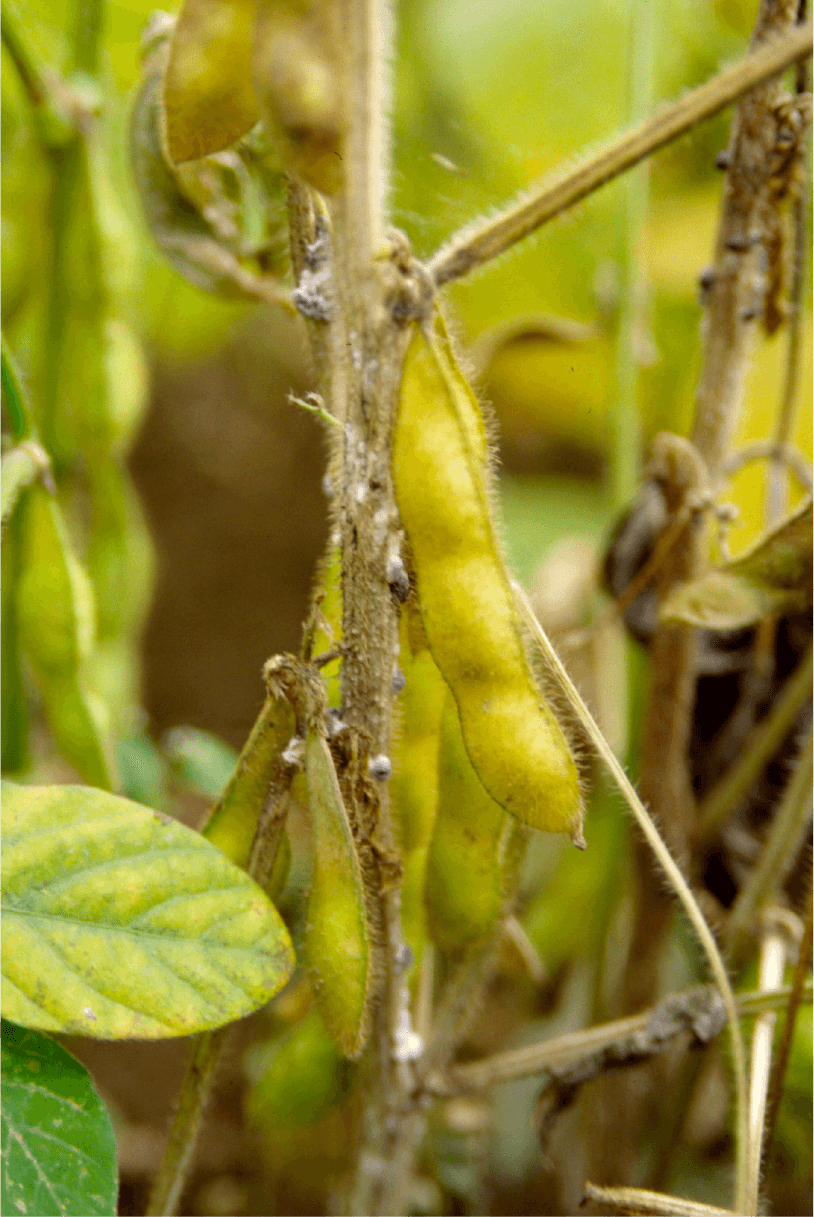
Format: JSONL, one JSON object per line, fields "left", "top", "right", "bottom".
{"left": 392, "top": 320, "right": 582, "bottom": 842}
{"left": 425, "top": 690, "right": 508, "bottom": 951}
{"left": 304, "top": 728, "right": 370, "bottom": 1058}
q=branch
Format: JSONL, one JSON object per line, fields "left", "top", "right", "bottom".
{"left": 441, "top": 981, "right": 811, "bottom": 1092}
{"left": 582, "top": 1182, "right": 735, "bottom": 1216}
{"left": 428, "top": 22, "right": 812, "bottom": 288}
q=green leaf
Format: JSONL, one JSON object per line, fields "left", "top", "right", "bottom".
{"left": 164, "top": 0, "right": 260, "bottom": 163}
{"left": 660, "top": 500, "right": 813, "bottom": 630}
{"left": 1, "top": 782, "right": 295, "bottom": 1038}
{"left": 1, "top": 1020, "right": 118, "bottom": 1217}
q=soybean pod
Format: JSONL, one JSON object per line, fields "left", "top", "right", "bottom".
{"left": 425, "top": 689, "right": 508, "bottom": 951}
{"left": 390, "top": 603, "right": 445, "bottom": 964}
{"left": 200, "top": 689, "right": 296, "bottom": 888}
{"left": 393, "top": 316, "right": 582, "bottom": 843}
{"left": 304, "top": 728, "right": 371, "bottom": 1058}
{"left": 16, "top": 485, "right": 115, "bottom": 790}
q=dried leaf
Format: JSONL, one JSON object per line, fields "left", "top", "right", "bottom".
{"left": 660, "top": 500, "right": 812, "bottom": 630}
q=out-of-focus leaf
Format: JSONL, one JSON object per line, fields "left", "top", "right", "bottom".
{"left": 1, "top": 1020, "right": 118, "bottom": 1217}
{"left": 164, "top": 0, "right": 260, "bottom": 163}
{"left": 117, "top": 733, "right": 168, "bottom": 809}
{"left": 164, "top": 725, "right": 240, "bottom": 800}
{"left": 246, "top": 1007, "right": 353, "bottom": 1128}
{"left": 252, "top": 0, "right": 342, "bottom": 194}
{"left": 1, "top": 782, "right": 295, "bottom": 1038}
{"left": 660, "top": 501, "right": 812, "bottom": 630}
{"left": 16, "top": 485, "right": 115, "bottom": 789}
{"left": 131, "top": 31, "right": 291, "bottom": 307}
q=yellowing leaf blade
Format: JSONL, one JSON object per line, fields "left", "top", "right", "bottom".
{"left": 1, "top": 783, "right": 294, "bottom": 1038}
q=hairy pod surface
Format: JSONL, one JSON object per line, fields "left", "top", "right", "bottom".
{"left": 304, "top": 729, "right": 370, "bottom": 1057}
{"left": 393, "top": 321, "right": 582, "bottom": 840}
{"left": 15, "top": 486, "right": 114, "bottom": 790}
{"left": 425, "top": 691, "right": 507, "bottom": 950}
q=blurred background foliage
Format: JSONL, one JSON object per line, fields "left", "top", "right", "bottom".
{"left": 2, "top": 0, "right": 811, "bottom": 1212}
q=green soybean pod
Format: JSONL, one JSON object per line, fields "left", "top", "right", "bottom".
{"left": 16, "top": 485, "right": 115, "bottom": 790}
{"left": 392, "top": 322, "right": 582, "bottom": 842}
{"left": 200, "top": 692, "right": 297, "bottom": 872}
{"left": 425, "top": 690, "right": 508, "bottom": 951}
{"left": 310, "top": 543, "right": 342, "bottom": 709}
{"left": 390, "top": 605, "right": 446, "bottom": 963}
{"left": 304, "top": 728, "right": 371, "bottom": 1058}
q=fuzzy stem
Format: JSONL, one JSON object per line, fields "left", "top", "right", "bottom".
{"left": 512, "top": 581, "right": 750, "bottom": 1216}
{"left": 744, "top": 927, "right": 787, "bottom": 1216}
{"left": 764, "top": 884, "right": 813, "bottom": 1156}
{"left": 428, "top": 22, "right": 812, "bottom": 288}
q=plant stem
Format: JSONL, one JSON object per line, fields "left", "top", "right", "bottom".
{"left": 446, "top": 983, "right": 795, "bottom": 1092}
{"left": 696, "top": 644, "right": 812, "bottom": 844}
{"left": 763, "top": 884, "right": 813, "bottom": 1156}
{"left": 727, "top": 727, "right": 813, "bottom": 951}
{"left": 512, "top": 581, "right": 750, "bottom": 1216}
{"left": 582, "top": 1182, "right": 735, "bottom": 1216}
{"left": 744, "top": 925, "right": 788, "bottom": 1216}
{"left": 145, "top": 1027, "right": 230, "bottom": 1217}
{"left": 767, "top": 26, "right": 811, "bottom": 522}
{"left": 428, "top": 22, "right": 812, "bottom": 288}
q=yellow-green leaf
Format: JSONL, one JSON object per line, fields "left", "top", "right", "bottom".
{"left": 1, "top": 783, "right": 294, "bottom": 1038}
